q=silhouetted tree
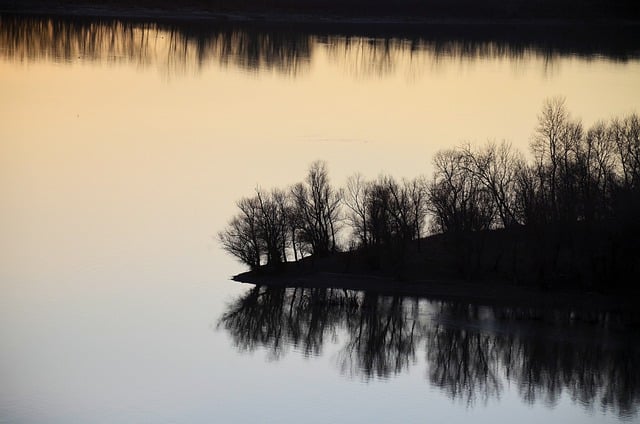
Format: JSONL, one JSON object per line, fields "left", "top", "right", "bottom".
{"left": 219, "top": 188, "right": 289, "bottom": 270}
{"left": 406, "top": 176, "right": 429, "bottom": 249}
{"left": 428, "top": 149, "right": 495, "bottom": 233}
{"left": 358, "top": 175, "right": 427, "bottom": 256}
{"left": 386, "top": 177, "right": 413, "bottom": 243}
{"left": 611, "top": 113, "right": 640, "bottom": 191}
{"left": 344, "top": 173, "right": 371, "bottom": 248}
{"left": 513, "top": 161, "right": 543, "bottom": 226}
{"left": 255, "top": 188, "right": 289, "bottom": 267}
{"left": 365, "top": 176, "right": 393, "bottom": 248}
{"left": 290, "top": 161, "right": 342, "bottom": 256}
{"left": 461, "top": 141, "right": 523, "bottom": 227}
{"left": 530, "top": 96, "right": 585, "bottom": 224}
{"left": 573, "top": 121, "right": 616, "bottom": 223}
{"left": 220, "top": 99, "right": 640, "bottom": 290}
{"left": 219, "top": 196, "right": 262, "bottom": 270}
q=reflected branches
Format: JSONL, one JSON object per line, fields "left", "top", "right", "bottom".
{"left": 426, "top": 326, "right": 503, "bottom": 405}
{"left": 337, "top": 293, "right": 422, "bottom": 379}
{"left": 0, "top": 16, "right": 157, "bottom": 65}
{"left": 218, "top": 286, "right": 353, "bottom": 358}
{"left": 1, "top": 15, "right": 639, "bottom": 77}
{"left": 0, "top": 15, "right": 313, "bottom": 75}
{"left": 218, "top": 286, "right": 640, "bottom": 416}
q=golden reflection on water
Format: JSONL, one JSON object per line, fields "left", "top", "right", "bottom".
{"left": 2, "top": 17, "right": 640, "bottom": 255}
{"left": 0, "top": 16, "right": 639, "bottom": 263}
{"left": 1, "top": 17, "right": 639, "bottom": 184}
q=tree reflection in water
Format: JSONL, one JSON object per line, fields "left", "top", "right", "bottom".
{"left": 338, "top": 293, "right": 422, "bottom": 379}
{"left": 2, "top": 14, "right": 640, "bottom": 77}
{"left": 218, "top": 286, "right": 640, "bottom": 417}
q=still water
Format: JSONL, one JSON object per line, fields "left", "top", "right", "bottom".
{"left": 1, "top": 15, "right": 639, "bottom": 423}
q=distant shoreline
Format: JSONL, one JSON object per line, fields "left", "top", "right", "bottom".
{"left": 2, "top": 2, "right": 640, "bottom": 27}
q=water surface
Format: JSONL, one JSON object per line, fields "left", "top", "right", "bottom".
{"left": 1, "top": 14, "right": 639, "bottom": 423}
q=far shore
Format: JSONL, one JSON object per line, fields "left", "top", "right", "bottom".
{"left": 233, "top": 269, "right": 639, "bottom": 314}
{"left": 2, "top": 2, "right": 640, "bottom": 27}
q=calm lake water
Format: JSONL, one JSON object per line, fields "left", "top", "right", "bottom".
{"left": 1, "top": 15, "right": 639, "bottom": 423}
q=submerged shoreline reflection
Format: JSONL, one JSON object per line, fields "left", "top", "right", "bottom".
{"left": 218, "top": 286, "right": 640, "bottom": 417}
{"left": 1, "top": 15, "right": 639, "bottom": 77}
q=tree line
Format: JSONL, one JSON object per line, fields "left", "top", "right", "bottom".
{"left": 4, "top": 15, "right": 640, "bottom": 80}
{"left": 220, "top": 98, "right": 640, "bottom": 287}
{"left": 18, "top": 0, "right": 640, "bottom": 20}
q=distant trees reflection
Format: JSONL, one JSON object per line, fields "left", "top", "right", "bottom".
{"left": 218, "top": 286, "right": 640, "bottom": 416}
{"left": 0, "top": 15, "right": 313, "bottom": 75}
{"left": 2, "top": 14, "right": 639, "bottom": 76}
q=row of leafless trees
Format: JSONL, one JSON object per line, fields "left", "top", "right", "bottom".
{"left": 220, "top": 98, "right": 640, "bottom": 271}
{"left": 219, "top": 161, "right": 341, "bottom": 270}
{"left": 526, "top": 98, "right": 640, "bottom": 227}
{"left": 428, "top": 99, "right": 640, "bottom": 232}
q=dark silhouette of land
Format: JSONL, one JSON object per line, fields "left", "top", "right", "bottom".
{"left": 232, "top": 226, "right": 640, "bottom": 313}
{"left": 222, "top": 100, "right": 640, "bottom": 306}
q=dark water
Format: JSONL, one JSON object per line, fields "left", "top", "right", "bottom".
{"left": 1, "top": 13, "right": 639, "bottom": 423}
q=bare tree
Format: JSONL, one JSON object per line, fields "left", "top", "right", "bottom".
{"left": 428, "top": 149, "right": 495, "bottom": 233}
{"left": 255, "top": 187, "right": 289, "bottom": 267}
{"left": 365, "top": 176, "right": 393, "bottom": 248}
{"left": 219, "top": 188, "right": 290, "bottom": 270}
{"left": 386, "top": 176, "right": 413, "bottom": 243}
{"left": 343, "top": 173, "right": 371, "bottom": 248}
{"left": 611, "top": 113, "right": 640, "bottom": 191}
{"left": 384, "top": 176, "right": 429, "bottom": 244}
{"left": 218, "top": 196, "right": 262, "bottom": 270}
{"left": 530, "top": 97, "right": 584, "bottom": 223}
{"left": 461, "top": 141, "right": 523, "bottom": 228}
{"left": 575, "top": 121, "right": 617, "bottom": 222}
{"left": 514, "top": 161, "right": 544, "bottom": 226}
{"left": 531, "top": 97, "right": 567, "bottom": 219}
{"left": 406, "top": 176, "right": 429, "bottom": 248}
{"left": 290, "top": 161, "right": 342, "bottom": 256}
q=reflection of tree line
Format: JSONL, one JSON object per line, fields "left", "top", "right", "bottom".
{"left": 1, "top": 14, "right": 639, "bottom": 75}
{"left": 218, "top": 286, "right": 640, "bottom": 416}
{"left": 0, "top": 15, "right": 312, "bottom": 74}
